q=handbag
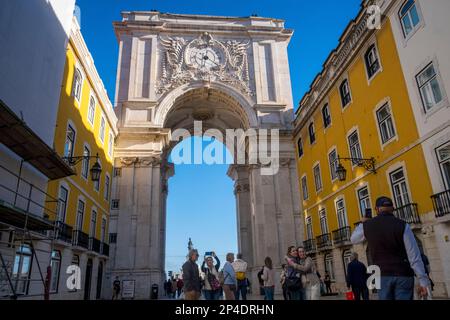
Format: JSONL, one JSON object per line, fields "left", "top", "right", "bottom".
{"left": 285, "top": 276, "right": 302, "bottom": 291}
{"left": 346, "top": 291, "right": 355, "bottom": 300}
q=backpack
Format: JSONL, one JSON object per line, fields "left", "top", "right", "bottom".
{"left": 236, "top": 271, "right": 246, "bottom": 281}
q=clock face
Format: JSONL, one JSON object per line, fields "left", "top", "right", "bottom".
{"left": 189, "top": 46, "right": 223, "bottom": 70}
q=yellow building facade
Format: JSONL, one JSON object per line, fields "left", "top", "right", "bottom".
{"left": 294, "top": 4, "right": 440, "bottom": 294}
{"left": 46, "top": 17, "right": 118, "bottom": 299}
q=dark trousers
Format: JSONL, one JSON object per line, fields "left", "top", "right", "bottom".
{"left": 352, "top": 286, "right": 369, "bottom": 300}
{"left": 235, "top": 280, "right": 247, "bottom": 300}
{"left": 282, "top": 284, "right": 290, "bottom": 300}
{"left": 325, "top": 282, "right": 332, "bottom": 294}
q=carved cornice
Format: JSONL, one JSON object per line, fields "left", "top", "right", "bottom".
{"left": 234, "top": 183, "right": 250, "bottom": 195}
{"left": 119, "top": 156, "right": 162, "bottom": 168}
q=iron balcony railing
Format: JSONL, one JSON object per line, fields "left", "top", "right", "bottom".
{"left": 332, "top": 226, "right": 351, "bottom": 245}
{"left": 100, "top": 242, "right": 109, "bottom": 257}
{"left": 393, "top": 203, "right": 421, "bottom": 224}
{"left": 72, "top": 230, "right": 89, "bottom": 249}
{"left": 89, "top": 237, "right": 101, "bottom": 253}
{"left": 316, "top": 233, "right": 332, "bottom": 251}
{"left": 54, "top": 221, "right": 73, "bottom": 243}
{"left": 303, "top": 238, "right": 317, "bottom": 254}
{"left": 431, "top": 189, "right": 450, "bottom": 218}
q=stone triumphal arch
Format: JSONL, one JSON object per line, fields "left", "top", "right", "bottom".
{"left": 109, "top": 12, "right": 303, "bottom": 298}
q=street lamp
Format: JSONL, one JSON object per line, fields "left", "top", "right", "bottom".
{"left": 336, "top": 156, "right": 376, "bottom": 182}
{"left": 63, "top": 153, "right": 102, "bottom": 182}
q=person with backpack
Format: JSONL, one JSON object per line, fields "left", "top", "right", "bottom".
{"left": 201, "top": 252, "right": 221, "bottom": 300}
{"left": 257, "top": 266, "right": 265, "bottom": 296}
{"left": 287, "top": 246, "right": 321, "bottom": 300}
{"left": 232, "top": 253, "right": 248, "bottom": 300}
{"left": 285, "top": 246, "right": 303, "bottom": 300}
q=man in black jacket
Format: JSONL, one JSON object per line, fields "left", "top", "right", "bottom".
{"left": 182, "top": 249, "right": 201, "bottom": 300}
{"left": 346, "top": 252, "right": 369, "bottom": 300}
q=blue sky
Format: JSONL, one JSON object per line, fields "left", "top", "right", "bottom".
{"left": 75, "top": 0, "right": 362, "bottom": 273}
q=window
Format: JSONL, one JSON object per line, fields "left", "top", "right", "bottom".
{"left": 104, "top": 175, "right": 110, "bottom": 200}
{"left": 340, "top": 79, "right": 352, "bottom": 107}
{"left": 57, "top": 186, "right": 68, "bottom": 222}
{"left": 376, "top": 103, "right": 396, "bottom": 144}
{"left": 81, "top": 146, "right": 90, "bottom": 179}
{"left": 390, "top": 168, "right": 411, "bottom": 208}
{"left": 72, "top": 68, "right": 83, "bottom": 101}
{"left": 12, "top": 244, "right": 32, "bottom": 294}
{"left": 328, "top": 149, "right": 338, "bottom": 181}
{"left": 297, "top": 138, "right": 303, "bottom": 158}
{"left": 109, "top": 133, "right": 114, "bottom": 157}
{"left": 109, "top": 233, "right": 117, "bottom": 244}
{"left": 306, "top": 216, "right": 313, "bottom": 240}
{"left": 76, "top": 199, "right": 85, "bottom": 231}
{"left": 101, "top": 217, "right": 107, "bottom": 243}
{"left": 114, "top": 168, "right": 122, "bottom": 177}
{"left": 365, "top": 45, "right": 380, "bottom": 79}
{"left": 348, "top": 130, "right": 363, "bottom": 165}
{"left": 399, "top": 0, "right": 421, "bottom": 37}
{"left": 71, "top": 254, "right": 80, "bottom": 266}
{"left": 322, "top": 104, "right": 331, "bottom": 128}
{"left": 94, "top": 170, "right": 100, "bottom": 192}
{"left": 319, "top": 209, "right": 329, "bottom": 235}
{"left": 357, "top": 186, "right": 372, "bottom": 218}
{"left": 336, "top": 198, "right": 348, "bottom": 228}
{"left": 309, "top": 123, "right": 316, "bottom": 144}
{"left": 99, "top": 116, "right": 106, "bottom": 143}
{"left": 437, "top": 143, "right": 450, "bottom": 189}
{"left": 64, "top": 125, "right": 76, "bottom": 158}
{"left": 416, "top": 63, "right": 444, "bottom": 112}
{"left": 90, "top": 210, "right": 97, "bottom": 238}
{"left": 301, "top": 176, "right": 309, "bottom": 200}
{"left": 313, "top": 164, "right": 322, "bottom": 192}
{"left": 324, "top": 253, "right": 335, "bottom": 280}
{"left": 343, "top": 250, "right": 353, "bottom": 276}
{"left": 88, "top": 96, "right": 96, "bottom": 124}
{"left": 50, "top": 250, "right": 61, "bottom": 293}
{"left": 112, "top": 199, "right": 120, "bottom": 209}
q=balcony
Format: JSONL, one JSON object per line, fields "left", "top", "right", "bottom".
{"left": 316, "top": 233, "right": 332, "bottom": 251}
{"left": 303, "top": 239, "right": 317, "bottom": 254}
{"left": 332, "top": 226, "right": 351, "bottom": 247}
{"left": 54, "top": 221, "right": 73, "bottom": 243}
{"left": 89, "top": 237, "right": 101, "bottom": 254}
{"left": 393, "top": 203, "right": 421, "bottom": 224}
{"left": 431, "top": 190, "right": 450, "bottom": 219}
{"left": 100, "top": 242, "right": 109, "bottom": 257}
{"left": 72, "top": 230, "right": 89, "bottom": 249}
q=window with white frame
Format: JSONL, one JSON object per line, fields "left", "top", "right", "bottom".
{"left": 87, "top": 96, "right": 96, "bottom": 124}
{"left": 104, "top": 174, "right": 110, "bottom": 200}
{"left": 343, "top": 250, "right": 352, "bottom": 276}
{"left": 322, "top": 104, "right": 331, "bottom": 128}
{"left": 416, "top": 63, "right": 444, "bottom": 112}
{"left": 99, "top": 115, "right": 106, "bottom": 143}
{"left": 357, "top": 186, "right": 372, "bottom": 218}
{"left": 94, "top": 166, "right": 101, "bottom": 192}
{"left": 90, "top": 210, "right": 97, "bottom": 238}
{"left": 76, "top": 199, "right": 85, "bottom": 231}
{"left": 390, "top": 168, "right": 411, "bottom": 208}
{"left": 340, "top": 79, "right": 352, "bottom": 107}
{"left": 50, "top": 250, "right": 61, "bottom": 293}
{"left": 313, "top": 164, "right": 322, "bottom": 192}
{"left": 319, "top": 209, "right": 329, "bottom": 235}
{"left": 325, "top": 253, "right": 335, "bottom": 280}
{"left": 297, "top": 138, "right": 303, "bottom": 157}
{"left": 109, "top": 133, "right": 114, "bottom": 157}
{"left": 12, "top": 244, "right": 32, "bottom": 294}
{"left": 328, "top": 149, "right": 338, "bottom": 181}
{"left": 81, "top": 145, "right": 90, "bottom": 179}
{"left": 306, "top": 216, "right": 313, "bottom": 240}
{"left": 64, "top": 125, "right": 76, "bottom": 158}
{"left": 301, "top": 176, "right": 309, "bottom": 200}
{"left": 101, "top": 217, "right": 107, "bottom": 243}
{"left": 309, "top": 122, "right": 316, "bottom": 144}
{"left": 399, "top": 0, "right": 421, "bottom": 37}
{"left": 72, "top": 68, "right": 83, "bottom": 101}
{"left": 348, "top": 130, "right": 363, "bottom": 165}
{"left": 376, "top": 103, "right": 396, "bottom": 144}
{"left": 57, "top": 186, "right": 68, "bottom": 222}
{"left": 336, "top": 198, "right": 348, "bottom": 228}
{"left": 436, "top": 143, "right": 450, "bottom": 190}
{"left": 365, "top": 44, "right": 381, "bottom": 79}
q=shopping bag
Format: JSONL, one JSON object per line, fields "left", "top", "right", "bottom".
{"left": 345, "top": 291, "right": 355, "bottom": 300}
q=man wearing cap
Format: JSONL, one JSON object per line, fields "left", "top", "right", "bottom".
{"left": 351, "top": 196, "right": 430, "bottom": 300}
